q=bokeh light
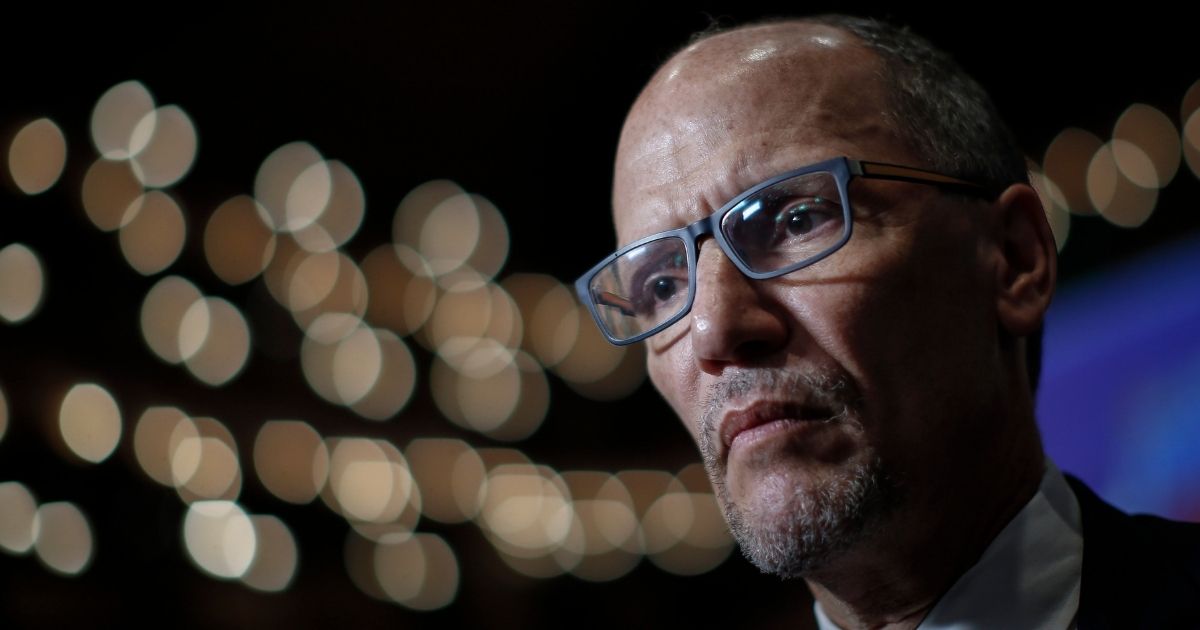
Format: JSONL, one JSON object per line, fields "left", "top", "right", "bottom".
{"left": 58, "top": 383, "right": 122, "bottom": 464}
{"left": 374, "top": 533, "right": 459, "bottom": 610}
{"left": 7, "top": 117, "right": 67, "bottom": 194}
{"left": 262, "top": 239, "right": 370, "bottom": 329}
{"left": 241, "top": 515, "right": 299, "bottom": 592}
{"left": 1183, "top": 110, "right": 1200, "bottom": 180}
{"left": 362, "top": 245, "right": 437, "bottom": 336}
{"left": 553, "top": 305, "right": 645, "bottom": 400}
{"left": 616, "top": 469, "right": 675, "bottom": 531}
{"left": 430, "top": 354, "right": 521, "bottom": 437}
{"left": 81, "top": 158, "right": 144, "bottom": 231}
{"left": 637, "top": 465, "right": 733, "bottom": 575}
{"left": 183, "top": 500, "right": 256, "bottom": 579}
{"left": 254, "top": 142, "right": 326, "bottom": 232}
{"left": 301, "top": 318, "right": 408, "bottom": 412}
{"left": 464, "top": 195, "right": 510, "bottom": 280}
{"left": 140, "top": 276, "right": 203, "bottom": 364}
{"left": 503, "top": 274, "right": 579, "bottom": 367}
{"left": 283, "top": 249, "right": 341, "bottom": 312}
{"left": 324, "top": 438, "right": 417, "bottom": 526}
{"left": 133, "top": 406, "right": 194, "bottom": 486}
{"left": 296, "top": 160, "right": 364, "bottom": 248}
{"left": 31, "top": 502, "right": 93, "bottom": 576}
{"left": 173, "top": 417, "right": 242, "bottom": 502}
{"left": 287, "top": 159, "right": 333, "bottom": 235}
{"left": 179, "top": 297, "right": 252, "bottom": 386}
{"left": 419, "top": 193, "right": 481, "bottom": 276}
{"left": 129, "top": 105, "right": 198, "bottom": 188}
{"left": 477, "top": 464, "right": 572, "bottom": 561}
{"left": 174, "top": 435, "right": 242, "bottom": 501}
{"left": 348, "top": 329, "right": 417, "bottom": 421}
{"left": 1042, "top": 128, "right": 1104, "bottom": 215}
{"left": 426, "top": 273, "right": 496, "bottom": 350}
{"left": 0, "top": 481, "right": 37, "bottom": 554}
{"left": 1030, "top": 169, "right": 1071, "bottom": 252}
{"left": 1087, "top": 143, "right": 1158, "bottom": 228}
{"left": 118, "top": 191, "right": 187, "bottom": 275}
{"left": 333, "top": 326, "right": 382, "bottom": 405}
{"left": 405, "top": 438, "right": 486, "bottom": 524}
{"left": 393, "top": 179, "right": 464, "bottom": 249}
{"left": 300, "top": 314, "right": 356, "bottom": 403}
{"left": 1181, "top": 78, "right": 1200, "bottom": 123}
{"left": 432, "top": 347, "right": 552, "bottom": 441}
{"left": 253, "top": 420, "right": 330, "bottom": 504}
{"left": 560, "top": 471, "right": 640, "bottom": 581}
{"left": 0, "top": 243, "right": 45, "bottom": 324}
{"left": 90, "top": 80, "right": 155, "bottom": 160}
{"left": 204, "top": 195, "right": 277, "bottom": 285}
{"left": 492, "top": 352, "right": 551, "bottom": 441}
{"left": 646, "top": 492, "right": 733, "bottom": 576}
{"left": 345, "top": 531, "right": 388, "bottom": 601}
{"left": 1112, "top": 104, "right": 1179, "bottom": 188}
{"left": 290, "top": 254, "right": 369, "bottom": 333}
{"left": 640, "top": 486, "right": 692, "bottom": 555}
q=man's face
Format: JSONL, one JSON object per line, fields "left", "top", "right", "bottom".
{"left": 612, "top": 25, "right": 1004, "bottom": 576}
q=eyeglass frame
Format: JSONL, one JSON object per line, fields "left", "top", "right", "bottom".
{"left": 575, "top": 156, "right": 1001, "bottom": 346}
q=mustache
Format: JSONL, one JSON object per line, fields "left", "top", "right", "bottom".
{"left": 698, "top": 367, "right": 862, "bottom": 462}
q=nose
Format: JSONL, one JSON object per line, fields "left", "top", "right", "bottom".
{"left": 690, "top": 241, "right": 789, "bottom": 374}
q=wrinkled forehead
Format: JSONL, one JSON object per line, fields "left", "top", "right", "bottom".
{"left": 613, "top": 22, "right": 909, "bottom": 243}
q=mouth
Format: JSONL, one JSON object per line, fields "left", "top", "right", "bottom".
{"left": 718, "top": 400, "right": 839, "bottom": 458}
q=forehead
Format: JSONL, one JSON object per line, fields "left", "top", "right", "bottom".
{"left": 613, "top": 22, "right": 914, "bottom": 244}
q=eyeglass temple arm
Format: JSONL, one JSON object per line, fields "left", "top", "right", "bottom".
{"left": 594, "top": 290, "right": 636, "bottom": 317}
{"left": 856, "top": 161, "right": 1000, "bottom": 199}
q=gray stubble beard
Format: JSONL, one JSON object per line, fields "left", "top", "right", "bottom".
{"left": 698, "top": 369, "right": 898, "bottom": 579}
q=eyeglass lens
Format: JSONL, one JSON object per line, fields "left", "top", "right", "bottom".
{"left": 588, "top": 236, "right": 689, "bottom": 341}
{"left": 587, "top": 169, "right": 847, "bottom": 342}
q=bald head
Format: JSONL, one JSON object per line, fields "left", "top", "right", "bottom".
{"left": 614, "top": 21, "right": 914, "bottom": 245}
{"left": 612, "top": 16, "right": 1044, "bottom": 390}
{"left": 615, "top": 16, "right": 1029, "bottom": 229}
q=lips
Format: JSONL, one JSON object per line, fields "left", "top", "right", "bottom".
{"left": 719, "top": 400, "right": 835, "bottom": 457}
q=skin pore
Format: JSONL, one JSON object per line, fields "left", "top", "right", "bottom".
{"left": 612, "top": 22, "right": 1055, "bottom": 629}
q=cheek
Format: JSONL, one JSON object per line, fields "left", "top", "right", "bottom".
{"left": 647, "top": 349, "right": 703, "bottom": 443}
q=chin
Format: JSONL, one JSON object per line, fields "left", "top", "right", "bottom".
{"left": 715, "top": 454, "right": 897, "bottom": 579}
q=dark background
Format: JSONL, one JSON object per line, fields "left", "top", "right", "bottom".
{"left": 2, "top": 3, "right": 1197, "bottom": 627}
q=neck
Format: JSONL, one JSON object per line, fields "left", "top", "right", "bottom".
{"left": 805, "top": 392, "right": 1045, "bottom": 629}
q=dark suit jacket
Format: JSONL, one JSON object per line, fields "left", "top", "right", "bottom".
{"left": 1067, "top": 475, "right": 1200, "bottom": 628}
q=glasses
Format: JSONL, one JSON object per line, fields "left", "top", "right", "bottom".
{"left": 575, "top": 156, "right": 997, "bottom": 345}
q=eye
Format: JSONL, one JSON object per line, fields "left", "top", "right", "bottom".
{"left": 781, "top": 198, "right": 820, "bottom": 235}
{"left": 761, "top": 195, "right": 837, "bottom": 245}
{"left": 776, "top": 196, "right": 835, "bottom": 233}
{"left": 652, "top": 277, "right": 678, "bottom": 302}
{"left": 633, "top": 272, "right": 685, "bottom": 316}
{"left": 623, "top": 248, "right": 689, "bottom": 318}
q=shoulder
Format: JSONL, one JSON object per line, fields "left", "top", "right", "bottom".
{"left": 1066, "top": 474, "right": 1200, "bottom": 629}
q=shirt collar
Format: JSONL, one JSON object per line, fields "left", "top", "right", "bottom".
{"left": 814, "top": 459, "right": 1083, "bottom": 629}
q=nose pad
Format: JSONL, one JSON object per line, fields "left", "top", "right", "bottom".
{"left": 689, "top": 241, "right": 788, "bottom": 371}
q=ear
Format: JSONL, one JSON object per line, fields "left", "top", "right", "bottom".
{"left": 992, "top": 183, "right": 1057, "bottom": 337}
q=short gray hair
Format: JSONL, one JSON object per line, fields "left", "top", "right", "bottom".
{"left": 688, "top": 14, "right": 1030, "bottom": 190}
{"left": 806, "top": 14, "right": 1029, "bottom": 189}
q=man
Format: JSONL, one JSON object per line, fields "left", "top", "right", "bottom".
{"left": 575, "top": 15, "right": 1200, "bottom": 629}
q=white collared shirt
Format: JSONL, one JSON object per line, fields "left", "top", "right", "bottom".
{"left": 815, "top": 460, "right": 1084, "bottom": 629}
